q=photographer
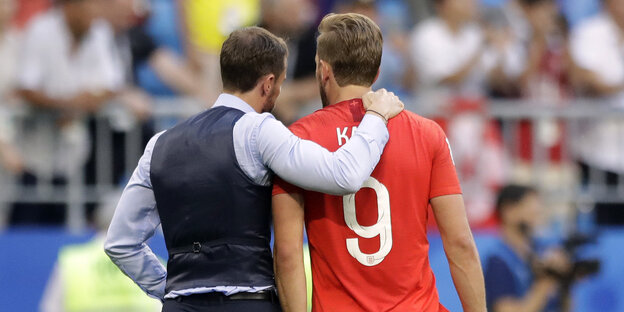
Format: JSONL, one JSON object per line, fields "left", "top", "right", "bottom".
{"left": 485, "top": 185, "right": 571, "bottom": 312}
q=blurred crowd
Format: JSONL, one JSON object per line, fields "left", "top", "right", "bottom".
{"left": 0, "top": 0, "right": 623, "bottom": 228}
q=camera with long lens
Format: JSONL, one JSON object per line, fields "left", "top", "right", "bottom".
{"left": 540, "top": 233, "right": 601, "bottom": 287}
{"left": 518, "top": 223, "right": 601, "bottom": 287}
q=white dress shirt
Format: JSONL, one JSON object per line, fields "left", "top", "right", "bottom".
{"left": 105, "top": 93, "right": 389, "bottom": 299}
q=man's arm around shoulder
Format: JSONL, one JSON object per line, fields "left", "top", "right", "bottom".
{"left": 258, "top": 89, "right": 404, "bottom": 195}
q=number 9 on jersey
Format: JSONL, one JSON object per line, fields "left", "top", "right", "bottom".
{"left": 343, "top": 177, "right": 393, "bottom": 266}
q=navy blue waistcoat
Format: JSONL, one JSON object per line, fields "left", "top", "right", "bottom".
{"left": 150, "top": 106, "right": 274, "bottom": 293}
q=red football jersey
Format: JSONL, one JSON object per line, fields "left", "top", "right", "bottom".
{"left": 273, "top": 99, "right": 462, "bottom": 312}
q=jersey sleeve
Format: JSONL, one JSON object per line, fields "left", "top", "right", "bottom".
{"left": 429, "top": 122, "right": 462, "bottom": 199}
{"left": 271, "top": 121, "right": 308, "bottom": 197}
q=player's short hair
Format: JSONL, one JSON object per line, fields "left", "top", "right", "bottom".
{"left": 495, "top": 184, "right": 537, "bottom": 217}
{"left": 317, "top": 13, "right": 383, "bottom": 87}
{"left": 220, "top": 26, "right": 288, "bottom": 93}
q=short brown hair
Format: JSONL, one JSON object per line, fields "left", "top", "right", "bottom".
{"left": 220, "top": 27, "right": 288, "bottom": 93}
{"left": 317, "top": 13, "right": 383, "bottom": 87}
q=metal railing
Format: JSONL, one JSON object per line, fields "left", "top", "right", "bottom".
{"left": 1, "top": 97, "right": 623, "bottom": 231}
{"left": 490, "top": 100, "right": 624, "bottom": 202}
{"left": 0, "top": 98, "right": 203, "bottom": 231}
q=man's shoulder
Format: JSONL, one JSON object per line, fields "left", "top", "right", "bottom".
{"left": 393, "top": 110, "right": 443, "bottom": 136}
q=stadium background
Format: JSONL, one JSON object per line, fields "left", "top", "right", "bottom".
{"left": 0, "top": 0, "right": 623, "bottom": 311}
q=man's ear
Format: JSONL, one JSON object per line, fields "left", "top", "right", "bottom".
{"left": 320, "top": 60, "right": 333, "bottom": 84}
{"left": 261, "top": 74, "right": 276, "bottom": 97}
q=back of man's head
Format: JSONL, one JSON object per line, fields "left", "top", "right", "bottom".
{"left": 317, "top": 13, "right": 383, "bottom": 87}
{"left": 220, "top": 26, "right": 288, "bottom": 93}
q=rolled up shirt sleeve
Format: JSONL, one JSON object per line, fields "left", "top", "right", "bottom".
{"left": 104, "top": 132, "right": 167, "bottom": 300}
{"left": 256, "top": 113, "right": 389, "bottom": 195}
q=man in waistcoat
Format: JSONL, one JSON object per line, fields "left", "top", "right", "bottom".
{"left": 105, "top": 26, "right": 403, "bottom": 312}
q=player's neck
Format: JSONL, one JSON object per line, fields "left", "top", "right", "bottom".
{"left": 328, "top": 85, "right": 371, "bottom": 106}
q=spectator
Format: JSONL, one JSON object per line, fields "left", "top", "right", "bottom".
{"left": 409, "top": 0, "right": 486, "bottom": 110}
{"left": 569, "top": 0, "right": 624, "bottom": 224}
{"left": 95, "top": 0, "right": 207, "bottom": 185}
{"left": 11, "top": 0, "right": 122, "bottom": 225}
{"left": 0, "top": 0, "right": 22, "bottom": 176}
{"left": 485, "top": 185, "right": 570, "bottom": 312}
{"left": 485, "top": 0, "right": 561, "bottom": 98}
{"left": 104, "top": 0, "right": 206, "bottom": 104}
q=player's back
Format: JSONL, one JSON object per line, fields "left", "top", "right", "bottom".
{"left": 287, "top": 99, "right": 460, "bottom": 312}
